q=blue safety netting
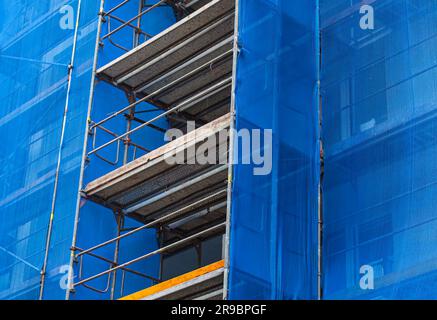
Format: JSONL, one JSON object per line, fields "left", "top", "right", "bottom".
{"left": 0, "top": 0, "right": 174, "bottom": 300}
{"left": 228, "top": 0, "right": 320, "bottom": 300}
{"left": 3, "top": 0, "right": 437, "bottom": 301}
{"left": 321, "top": 0, "right": 437, "bottom": 299}
{"left": 0, "top": 0, "right": 100, "bottom": 299}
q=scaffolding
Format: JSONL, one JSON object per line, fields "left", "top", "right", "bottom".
{"left": 68, "top": 0, "right": 237, "bottom": 300}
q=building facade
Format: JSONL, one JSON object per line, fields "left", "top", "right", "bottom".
{"left": 0, "top": 0, "right": 436, "bottom": 300}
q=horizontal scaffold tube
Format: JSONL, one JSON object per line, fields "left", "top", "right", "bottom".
{"left": 73, "top": 222, "right": 226, "bottom": 288}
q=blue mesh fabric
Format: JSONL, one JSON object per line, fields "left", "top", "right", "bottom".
{"left": 228, "top": 0, "right": 320, "bottom": 300}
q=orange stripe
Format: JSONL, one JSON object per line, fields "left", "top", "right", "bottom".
{"left": 120, "top": 260, "right": 224, "bottom": 300}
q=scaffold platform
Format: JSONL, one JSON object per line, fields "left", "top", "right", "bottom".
{"left": 97, "top": 0, "right": 235, "bottom": 120}
{"left": 84, "top": 113, "right": 230, "bottom": 224}
{"left": 120, "top": 260, "right": 224, "bottom": 300}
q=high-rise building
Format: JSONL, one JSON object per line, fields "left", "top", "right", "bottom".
{"left": 0, "top": 0, "right": 436, "bottom": 300}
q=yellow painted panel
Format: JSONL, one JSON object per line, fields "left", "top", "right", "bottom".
{"left": 120, "top": 260, "right": 224, "bottom": 300}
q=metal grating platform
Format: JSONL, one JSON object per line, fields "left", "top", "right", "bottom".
{"left": 84, "top": 113, "right": 230, "bottom": 224}
{"left": 97, "top": 0, "right": 235, "bottom": 111}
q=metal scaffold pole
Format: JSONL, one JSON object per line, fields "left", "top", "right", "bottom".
{"left": 223, "top": 0, "right": 238, "bottom": 300}
{"left": 65, "top": 0, "right": 106, "bottom": 301}
{"left": 39, "top": 0, "right": 83, "bottom": 300}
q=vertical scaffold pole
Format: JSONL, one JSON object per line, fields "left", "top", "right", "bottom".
{"left": 316, "top": 0, "right": 323, "bottom": 301}
{"left": 65, "top": 0, "right": 106, "bottom": 300}
{"left": 39, "top": 0, "right": 83, "bottom": 300}
{"left": 223, "top": 0, "right": 239, "bottom": 301}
